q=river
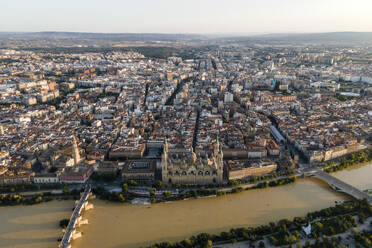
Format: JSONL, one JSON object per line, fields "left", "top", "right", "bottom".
{"left": 0, "top": 200, "right": 74, "bottom": 248}
{"left": 1, "top": 163, "right": 371, "bottom": 248}
{"left": 333, "top": 163, "right": 372, "bottom": 190}
{"left": 71, "top": 179, "right": 347, "bottom": 248}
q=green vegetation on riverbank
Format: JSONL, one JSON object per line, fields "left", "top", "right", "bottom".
{"left": 0, "top": 193, "right": 53, "bottom": 206}
{"left": 92, "top": 175, "right": 299, "bottom": 205}
{"left": 324, "top": 149, "right": 372, "bottom": 173}
{"left": 92, "top": 187, "right": 126, "bottom": 203}
{"left": 228, "top": 169, "right": 295, "bottom": 187}
{"left": 0, "top": 183, "right": 62, "bottom": 193}
{"left": 254, "top": 176, "right": 297, "bottom": 189}
{"left": 0, "top": 186, "right": 82, "bottom": 206}
{"left": 354, "top": 225, "right": 372, "bottom": 247}
{"left": 146, "top": 199, "right": 372, "bottom": 248}
{"left": 153, "top": 177, "right": 298, "bottom": 203}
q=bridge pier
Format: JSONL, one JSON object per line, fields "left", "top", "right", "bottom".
{"left": 75, "top": 215, "right": 89, "bottom": 227}
{"left": 71, "top": 229, "right": 82, "bottom": 240}
{"left": 59, "top": 186, "right": 93, "bottom": 248}
{"left": 85, "top": 202, "right": 94, "bottom": 210}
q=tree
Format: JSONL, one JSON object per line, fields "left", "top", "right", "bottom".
{"left": 63, "top": 184, "right": 69, "bottom": 195}
{"left": 149, "top": 189, "right": 155, "bottom": 197}
{"left": 59, "top": 219, "right": 69, "bottom": 228}
{"left": 205, "top": 240, "right": 213, "bottom": 248}
{"left": 122, "top": 183, "right": 128, "bottom": 194}
{"left": 180, "top": 239, "right": 194, "bottom": 247}
{"left": 314, "top": 221, "right": 323, "bottom": 230}
{"left": 229, "top": 180, "right": 239, "bottom": 186}
{"left": 163, "top": 191, "right": 172, "bottom": 198}
{"left": 118, "top": 194, "right": 125, "bottom": 203}
{"left": 35, "top": 196, "right": 43, "bottom": 203}
{"left": 128, "top": 180, "right": 137, "bottom": 186}
{"left": 154, "top": 180, "right": 163, "bottom": 189}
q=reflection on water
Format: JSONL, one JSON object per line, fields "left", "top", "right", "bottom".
{"left": 72, "top": 179, "right": 347, "bottom": 248}
{"left": 333, "top": 163, "right": 372, "bottom": 190}
{"left": 0, "top": 200, "right": 73, "bottom": 248}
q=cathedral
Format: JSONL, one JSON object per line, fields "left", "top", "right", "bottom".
{"left": 161, "top": 138, "right": 224, "bottom": 185}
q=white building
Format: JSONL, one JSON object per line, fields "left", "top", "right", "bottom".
{"left": 33, "top": 173, "right": 60, "bottom": 184}
{"left": 224, "top": 92, "right": 234, "bottom": 103}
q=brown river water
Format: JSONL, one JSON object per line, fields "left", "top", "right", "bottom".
{"left": 0, "top": 200, "right": 73, "bottom": 248}
{"left": 1, "top": 164, "right": 371, "bottom": 248}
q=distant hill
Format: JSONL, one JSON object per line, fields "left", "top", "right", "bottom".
{"left": 0, "top": 31, "right": 204, "bottom": 42}
{"left": 222, "top": 32, "right": 372, "bottom": 45}
{"left": 0, "top": 31, "right": 371, "bottom": 46}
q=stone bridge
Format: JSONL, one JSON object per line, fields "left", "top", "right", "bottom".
{"left": 59, "top": 186, "right": 94, "bottom": 248}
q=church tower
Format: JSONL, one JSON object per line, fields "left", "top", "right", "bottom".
{"left": 214, "top": 136, "right": 224, "bottom": 183}
{"left": 72, "top": 135, "right": 81, "bottom": 166}
{"left": 161, "top": 140, "right": 169, "bottom": 183}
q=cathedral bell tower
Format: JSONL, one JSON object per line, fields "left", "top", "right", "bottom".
{"left": 162, "top": 140, "right": 169, "bottom": 183}
{"left": 214, "top": 136, "right": 224, "bottom": 183}
{"left": 72, "top": 135, "right": 81, "bottom": 166}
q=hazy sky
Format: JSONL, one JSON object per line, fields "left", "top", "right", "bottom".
{"left": 1, "top": 0, "right": 372, "bottom": 33}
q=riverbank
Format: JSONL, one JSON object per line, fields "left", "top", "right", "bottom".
{"left": 0, "top": 190, "right": 81, "bottom": 207}
{"left": 0, "top": 183, "right": 62, "bottom": 194}
{"left": 70, "top": 179, "right": 347, "bottom": 248}
{"left": 91, "top": 176, "right": 298, "bottom": 205}
{"left": 323, "top": 149, "right": 372, "bottom": 173}
{"left": 0, "top": 176, "right": 295, "bottom": 207}
{"left": 146, "top": 199, "right": 372, "bottom": 248}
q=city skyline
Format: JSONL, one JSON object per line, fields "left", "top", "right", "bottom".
{"left": 1, "top": 0, "right": 372, "bottom": 34}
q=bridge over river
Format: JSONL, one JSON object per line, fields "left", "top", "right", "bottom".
{"left": 305, "top": 169, "right": 372, "bottom": 203}
{"left": 59, "top": 185, "right": 94, "bottom": 248}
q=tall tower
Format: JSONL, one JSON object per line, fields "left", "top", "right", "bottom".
{"left": 161, "top": 140, "right": 169, "bottom": 183}
{"left": 214, "top": 135, "right": 220, "bottom": 156}
{"left": 72, "top": 135, "right": 81, "bottom": 166}
{"left": 0, "top": 125, "right": 4, "bottom": 136}
{"left": 214, "top": 136, "right": 224, "bottom": 183}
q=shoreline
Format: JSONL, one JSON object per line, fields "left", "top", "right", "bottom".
{"left": 0, "top": 178, "right": 354, "bottom": 247}
{"left": 329, "top": 161, "right": 371, "bottom": 173}
{"left": 323, "top": 149, "right": 371, "bottom": 173}
{"left": 145, "top": 199, "right": 372, "bottom": 248}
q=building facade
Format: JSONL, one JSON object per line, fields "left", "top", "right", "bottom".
{"left": 161, "top": 139, "right": 224, "bottom": 185}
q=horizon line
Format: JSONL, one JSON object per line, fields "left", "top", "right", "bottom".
{"left": 0, "top": 30, "right": 371, "bottom": 36}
